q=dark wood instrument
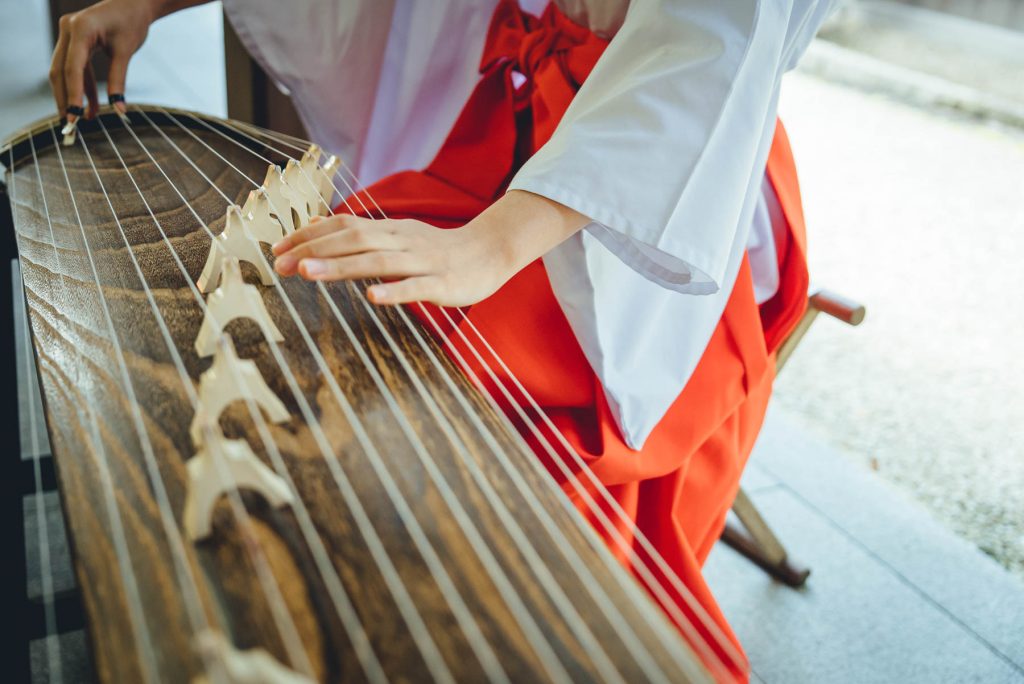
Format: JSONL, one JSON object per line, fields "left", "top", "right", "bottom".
{"left": 2, "top": 107, "right": 719, "bottom": 684}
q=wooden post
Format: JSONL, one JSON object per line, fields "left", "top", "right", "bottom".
{"left": 222, "top": 12, "right": 308, "bottom": 138}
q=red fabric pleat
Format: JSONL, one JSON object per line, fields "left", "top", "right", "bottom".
{"left": 760, "top": 120, "right": 810, "bottom": 353}
{"left": 339, "top": 2, "right": 809, "bottom": 681}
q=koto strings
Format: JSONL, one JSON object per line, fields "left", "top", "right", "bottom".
{"left": 212, "top": 116, "right": 746, "bottom": 678}
{"left": 6, "top": 110, "right": 741, "bottom": 683}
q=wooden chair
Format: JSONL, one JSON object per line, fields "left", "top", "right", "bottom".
{"left": 720, "top": 288, "right": 866, "bottom": 587}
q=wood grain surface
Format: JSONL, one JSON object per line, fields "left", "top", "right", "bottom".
{"left": 3, "top": 109, "right": 713, "bottom": 684}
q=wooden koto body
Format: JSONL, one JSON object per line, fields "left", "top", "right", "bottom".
{"left": 2, "top": 108, "right": 713, "bottom": 684}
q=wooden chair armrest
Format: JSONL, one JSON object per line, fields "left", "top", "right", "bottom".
{"left": 809, "top": 288, "right": 866, "bottom": 326}
{"left": 775, "top": 288, "right": 866, "bottom": 372}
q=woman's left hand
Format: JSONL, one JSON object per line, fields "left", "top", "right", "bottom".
{"left": 271, "top": 190, "right": 590, "bottom": 307}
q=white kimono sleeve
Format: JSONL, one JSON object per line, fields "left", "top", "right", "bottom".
{"left": 509, "top": 0, "right": 835, "bottom": 294}
{"left": 508, "top": 0, "right": 837, "bottom": 449}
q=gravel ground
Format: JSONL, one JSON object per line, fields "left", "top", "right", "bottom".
{"left": 773, "top": 71, "right": 1024, "bottom": 579}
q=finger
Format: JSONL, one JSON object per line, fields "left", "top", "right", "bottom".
{"left": 106, "top": 51, "right": 130, "bottom": 114}
{"left": 49, "top": 15, "right": 72, "bottom": 116}
{"left": 84, "top": 62, "right": 99, "bottom": 119}
{"left": 271, "top": 214, "right": 351, "bottom": 255}
{"left": 274, "top": 225, "right": 400, "bottom": 275}
{"left": 367, "top": 277, "right": 444, "bottom": 306}
{"left": 296, "top": 251, "right": 424, "bottom": 282}
{"left": 62, "top": 15, "right": 94, "bottom": 122}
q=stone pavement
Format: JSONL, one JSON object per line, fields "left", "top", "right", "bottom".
{"left": 706, "top": 406, "right": 1024, "bottom": 683}
{"left": 773, "top": 65, "right": 1024, "bottom": 579}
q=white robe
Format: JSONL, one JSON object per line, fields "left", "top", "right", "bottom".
{"left": 221, "top": 0, "right": 837, "bottom": 448}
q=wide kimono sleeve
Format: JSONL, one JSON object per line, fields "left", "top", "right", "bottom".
{"left": 510, "top": 0, "right": 837, "bottom": 448}
{"left": 508, "top": 0, "right": 837, "bottom": 294}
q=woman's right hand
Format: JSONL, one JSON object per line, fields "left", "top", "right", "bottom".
{"left": 49, "top": 0, "right": 159, "bottom": 123}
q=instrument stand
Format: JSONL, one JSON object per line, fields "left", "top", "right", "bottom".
{"left": 195, "top": 258, "right": 284, "bottom": 358}
{"left": 719, "top": 289, "right": 865, "bottom": 588}
{"left": 720, "top": 489, "right": 811, "bottom": 588}
{"left": 189, "top": 336, "right": 289, "bottom": 445}
{"left": 197, "top": 206, "right": 274, "bottom": 293}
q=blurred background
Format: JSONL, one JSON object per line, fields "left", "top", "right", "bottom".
{"left": 778, "top": 0, "right": 1024, "bottom": 584}
{"left": 2, "top": 0, "right": 1022, "bottom": 682}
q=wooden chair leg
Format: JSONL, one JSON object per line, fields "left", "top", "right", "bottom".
{"left": 720, "top": 289, "right": 864, "bottom": 586}
{"left": 721, "top": 488, "right": 811, "bottom": 588}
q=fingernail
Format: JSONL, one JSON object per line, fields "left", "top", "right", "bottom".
{"left": 271, "top": 240, "right": 289, "bottom": 255}
{"left": 367, "top": 284, "right": 387, "bottom": 303}
{"left": 274, "top": 254, "right": 295, "bottom": 274}
{"left": 300, "top": 259, "right": 325, "bottom": 278}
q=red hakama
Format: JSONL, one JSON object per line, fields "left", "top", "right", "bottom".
{"left": 341, "top": 2, "right": 809, "bottom": 680}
